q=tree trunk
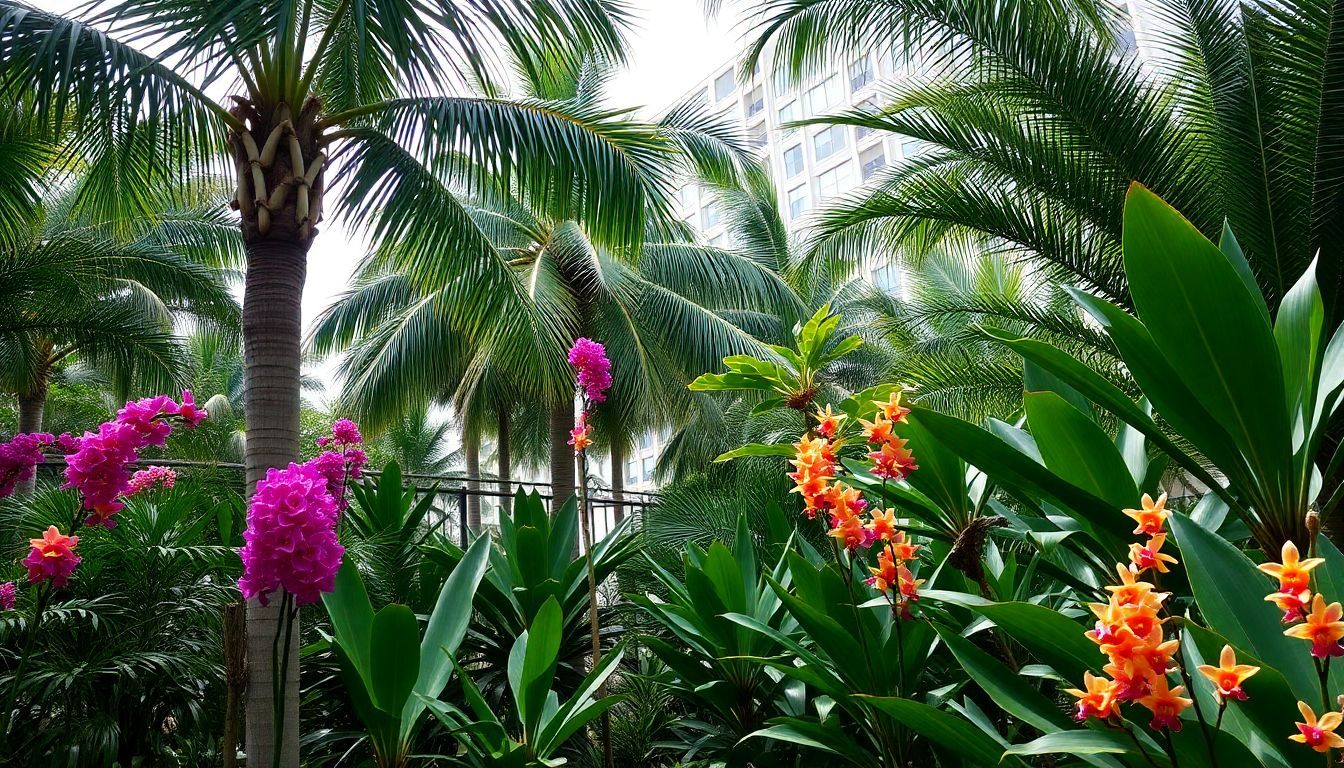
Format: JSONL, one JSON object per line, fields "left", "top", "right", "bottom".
{"left": 241, "top": 235, "right": 307, "bottom": 768}
{"left": 497, "top": 408, "right": 511, "bottom": 515}
{"left": 464, "top": 424, "right": 481, "bottom": 533}
{"left": 14, "top": 386, "right": 46, "bottom": 496}
{"left": 609, "top": 439, "right": 626, "bottom": 524}
{"left": 548, "top": 403, "right": 576, "bottom": 514}
{"left": 231, "top": 95, "right": 324, "bottom": 768}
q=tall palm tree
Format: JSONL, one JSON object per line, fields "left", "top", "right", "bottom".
{"left": 0, "top": 2, "right": 680, "bottom": 758}
{"left": 0, "top": 175, "right": 239, "bottom": 488}
{"left": 723, "top": 0, "right": 1344, "bottom": 323}
{"left": 309, "top": 58, "right": 803, "bottom": 518}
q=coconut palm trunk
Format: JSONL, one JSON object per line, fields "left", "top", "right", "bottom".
{"left": 497, "top": 408, "right": 511, "bottom": 513}
{"left": 549, "top": 403, "right": 576, "bottom": 513}
{"left": 609, "top": 439, "right": 626, "bottom": 523}
{"left": 14, "top": 384, "right": 46, "bottom": 495}
{"left": 464, "top": 424, "right": 481, "bottom": 533}
{"left": 236, "top": 99, "right": 322, "bottom": 768}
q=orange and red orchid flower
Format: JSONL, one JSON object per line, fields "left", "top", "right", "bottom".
{"left": 1137, "top": 674, "right": 1192, "bottom": 731}
{"left": 866, "top": 508, "right": 899, "bottom": 542}
{"left": 872, "top": 391, "right": 911, "bottom": 423}
{"left": 1258, "top": 541, "right": 1324, "bottom": 594}
{"left": 1265, "top": 588, "right": 1312, "bottom": 624}
{"left": 1284, "top": 594, "right": 1344, "bottom": 659}
{"left": 1196, "top": 644, "right": 1259, "bottom": 704}
{"left": 859, "top": 413, "right": 894, "bottom": 444}
{"left": 1065, "top": 672, "right": 1120, "bottom": 722}
{"left": 869, "top": 438, "right": 918, "bottom": 480}
{"left": 1128, "top": 533, "right": 1178, "bottom": 574}
{"left": 813, "top": 405, "right": 845, "bottom": 437}
{"left": 1291, "top": 701, "right": 1344, "bottom": 753}
{"left": 1122, "top": 492, "right": 1170, "bottom": 536}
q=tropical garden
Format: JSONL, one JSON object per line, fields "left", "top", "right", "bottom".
{"left": 2, "top": 0, "right": 1344, "bottom": 766}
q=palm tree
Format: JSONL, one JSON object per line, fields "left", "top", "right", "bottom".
{"left": 309, "top": 59, "right": 803, "bottom": 521}
{"left": 0, "top": 2, "right": 683, "bottom": 758}
{"left": 0, "top": 175, "right": 239, "bottom": 491}
{"left": 722, "top": 0, "right": 1344, "bottom": 324}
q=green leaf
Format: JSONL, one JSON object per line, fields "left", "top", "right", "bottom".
{"left": 323, "top": 558, "right": 376, "bottom": 680}
{"left": 748, "top": 719, "right": 875, "bottom": 766}
{"left": 1169, "top": 514, "right": 1317, "bottom": 701}
{"left": 517, "top": 597, "right": 563, "bottom": 737}
{"left": 713, "top": 442, "right": 796, "bottom": 462}
{"left": 1275, "top": 259, "right": 1324, "bottom": 450}
{"left": 934, "top": 626, "right": 1071, "bottom": 733}
{"left": 1004, "top": 730, "right": 1132, "bottom": 758}
{"left": 1023, "top": 390, "right": 1138, "bottom": 516}
{"left": 370, "top": 604, "right": 421, "bottom": 714}
{"left": 862, "top": 696, "right": 1016, "bottom": 766}
{"left": 401, "top": 533, "right": 492, "bottom": 738}
{"left": 1122, "top": 185, "right": 1291, "bottom": 498}
{"left": 923, "top": 590, "right": 1100, "bottom": 684}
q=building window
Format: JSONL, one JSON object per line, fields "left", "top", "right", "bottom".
{"left": 900, "top": 137, "right": 925, "bottom": 159}
{"left": 777, "top": 100, "right": 798, "bottom": 135}
{"left": 787, "top": 185, "right": 810, "bottom": 220}
{"left": 677, "top": 184, "right": 696, "bottom": 208}
{"left": 750, "top": 123, "right": 768, "bottom": 148}
{"left": 783, "top": 144, "right": 804, "bottom": 177}
{"left": 812, "top": 125, "right": 848, "bottom": 162}
{"left": 773, "top": 66, "right": 791, "bottom": 95}
{"left": 744, "top": 86, "right": 765, "bottom": 119}
{"left": 872, "top": 261, "right": 904, "bottom": 296}
{"left": 639, "top": 431, "right": 653, "bottom": 449}
{"left": 849, "top": 55, "right": 874, "bottom": 91}
{"left": 709, "top": 233, "right": 728, "bottom": 248}
{"left": 860, "top": 145, "right": 886, "bottom": 180}
{"left": 805, "top": 74, "right": 843, "bottom": 115}
{"left": 854, "top": 98, "right": 878, "bottom": 140}
{"left": 701, "top": 201, "right": 721, "bottom": 229}
{"left": 625, "top": 460, "right": 639, "bottom": 485}
{"left": 641, "top": 455, "right": 656, "bottom": 481}
{"left": 714, "top": 69, "right": 736, "bottom": 100}
{"left": 817, "top": 162, "right": 855, "bottom": 201}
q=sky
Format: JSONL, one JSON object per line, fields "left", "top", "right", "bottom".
{"left": 32, "top": 0, "right": 751, "bottom": 396}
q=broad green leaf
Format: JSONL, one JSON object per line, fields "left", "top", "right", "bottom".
{"left": 401, "top": 533, "right": 492, "bottom": 738}
{"left": 1122, "top": 185, "right": 1291, "bottom": 498}
{"left": 1275, "top": 259, "right": 1324, "bottom": 462}
{"left": 322, "top": 558, "right": 376, "bottom": 679}
{"left": 934, "top": 625, "right": 1071, "bottom": 733}
{"left": 1005, "top": 730, "right": 1132, "bottom": 758}
{"left": 518, "top": 597, "right": 563, "bottom": 736}
{"left": 714, "top": 442, "right": 796, "bottom": 462}
{"left": 924, "top": 590, "right": 1099, "bottom": 684}
{"left": 899, "top": 412, "right": 971, "bottom": 522}
{"left": 748, "top": 719, "right": 874, "bottom": 766}
{"left": 1023, "top": 391, "right": 1138, "bottom": 518}
{"left": 370, "top": 604, "right": 421, "bottom": 713}
{"left": 1169, "top": 514, "right": 1317, "bottom": 701}
{"left": 863, "top": 696, "right": 1017, "bottom": 766}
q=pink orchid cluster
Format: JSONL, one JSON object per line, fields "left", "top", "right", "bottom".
{"left": 61, "top": 391, "right": 207, "bottom": 528}
{"left": 0, "top": 432, "right": 56, "bottom": 498}
{"left": 237, "top": 420, "right": 365, "bottom": 607}
{"left": 126, "top": 465, "right": 177, "bottom": 495}
{"left": 0, "top": 581, "right": 15, "bottom": 611}
{"left": 567, "top": 338, "right": 613, "bottom": 404}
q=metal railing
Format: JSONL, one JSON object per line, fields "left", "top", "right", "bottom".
{"left": 33, "top": 457, "right": 659, "bottom": 548}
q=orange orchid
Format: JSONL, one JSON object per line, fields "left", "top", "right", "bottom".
{"left": 896, "top": 564, "right": 923, "bottom": 602}
{"left": 1196, "top": 644, "right": 1259, "bottom": 704}
{"left": 1283, "top": 593, "right": 1344, "bottom": 659}
{"left": 1106, "top": 563, "right": 1163, "bottom": 608}
{"left": 828, "top": 515, "right": 868, "bottom": 550}
{"left": 866, "top": 508, "right": 899, "bottom": 542}
{"left": 1265, "top": 588, "right": 1312, "bottom": 624}
{"left": 1128, "top": 533, "right": 1178, "bottom": 574}
{"left": 869, "top": 438, "right": 918, "bottom": 480}
{"left": 1065, "top": 672, "right": 1120, "bottom": 722}
{"left": 859, "top": 413, "right": 894, "bottom": 444}
{"left": 1291, "top": 701, "right": 1344, "bottom": 753}
{"left": 1258, "top": 541, "right": 1324, "bottom": 594}
{"left": 872, "top": 391, "right": 911, "bottom": 423}
{"left": 1137, "top": 674, "right": 1191, "bottom": 731}
{"left": 813, "top": 405, "right": 845, "bottom": 437}
{"left": 888, "top": 530, "right": 920, "bottom": 561}
{"left": 1122, "top": 492, "right": 1169, "bottom": 536}
{"left": 868, "top": 548, "right": 899, "bottom": 592}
